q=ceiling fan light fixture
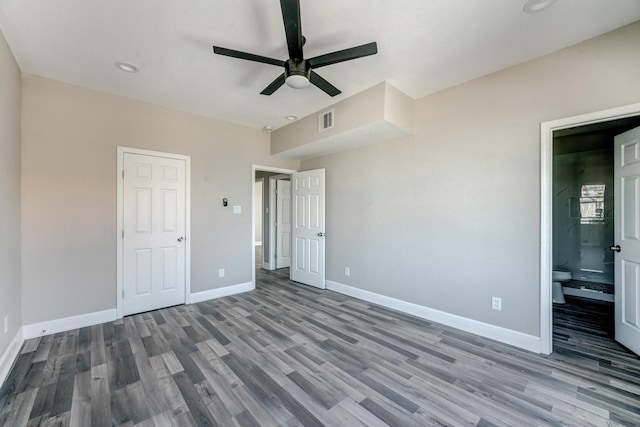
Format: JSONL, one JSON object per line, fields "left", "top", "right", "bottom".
{"left": 212, "top": 0, "right": 377, "bottom": 97}
{"left": 285, "top": 74, "right": 309, "bottom": 89}
{"left": 523, "top": 0, "right": 557, "bottom": 13}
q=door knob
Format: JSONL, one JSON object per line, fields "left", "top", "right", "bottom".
{"left": 609, "top": 244, "right": 621, "bottom": 252}
{"left": 177, "top": 236, "right": 185, "bottom": 242}
{"left": 317, "top": 232, "right": 325, "bottom": 237}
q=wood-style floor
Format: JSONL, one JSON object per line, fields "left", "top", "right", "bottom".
{"left": 1, "top": 270, "right": 639, "bottom": 426}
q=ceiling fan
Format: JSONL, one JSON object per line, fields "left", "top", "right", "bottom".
{"left": 213, "top": 0, "right": 377, "bottom": 97}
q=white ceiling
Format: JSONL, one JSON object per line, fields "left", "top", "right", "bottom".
{"left": 1, "top": 1, "right": 639, "bottom": 130}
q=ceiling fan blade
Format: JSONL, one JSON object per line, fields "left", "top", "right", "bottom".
{"left": 309, "top": 71, "right": 341, "bottom": 97}
{"left": 280, "top": 0, "right": 304, "bottom": 60}
{"left": 213, "top": 46, "right": 285, "bottom": 67}
{"left": 260, "top": 74, "right": 286, "bottom": 95}
{"left": 307, "top": 42, "right": 377, "bottom": 69}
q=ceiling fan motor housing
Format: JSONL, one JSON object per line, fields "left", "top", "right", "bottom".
{"left": 285, "top": 59, "right": 310, "bottom": 88}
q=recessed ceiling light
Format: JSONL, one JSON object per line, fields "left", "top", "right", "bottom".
{"left": 523, "top": 0, "right": 557, "bottom": 13}
{"left": 285, "top": 115, "right": 297, "bottom": 121}
{"left": 115, "top": 61, "right": 139, "bottom": 73}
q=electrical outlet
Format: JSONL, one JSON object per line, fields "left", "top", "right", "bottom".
{"left": 3, "top": 315, "right": 8, "bottom": 333}
{"left": 219, "top": 268, "right": 225, "bottom": 278}
{"left": 492, "top": 297, "right": 502, "bottom": 311}
{"left": 344, "top": 267, "right": 350, "bottom": 277}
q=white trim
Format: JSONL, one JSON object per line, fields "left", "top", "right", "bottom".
{"left": 190, "top": 282, "right": 254, "bottom": 304}
{"left": 327, "top": 280, "right": 541, "bottom": 353}
{"left": 117, "top": 147, "right": 192, "bottom": 318}
{"left": 563, "top": 287, "right": 615, "bottom": 302}
{"left": 23, "top": 309, "right": 117, "bottom": 340}
{"left": 540, "top": 102, "right": 640, "bottom": 355}
{"left": 0, "top": 327, "right": 24, "bottom": 388}
{"left": 255, "top": 242, "right": 263, "bottom": 246}
{"left": 262, "top": 261, "right": 271, "bottom": 270}
{"left": 252, "top": 165, "right": 297, "bottom": 284}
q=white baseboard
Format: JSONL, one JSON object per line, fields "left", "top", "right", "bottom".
{"left": 190, "top": 281, "right": 254, "bottom": 304}
{"left": 255, "top": 241, "right": 263, "bottom": 246}
{"left": 563, "top": 287, "right": 615, "bottom": 302}
{"left": 0, "top": 327, "right": 24, "bottom": 388}
{"left": 20, "top": 282, "right": 257, "bottom": 341}
{"left": 326, "top": 280, "right": 541, "bottom": 353}
{"left": 262, "top": 261, "right": 272, "bottom": 270}
{"left": 23, "top": 309, "right": 117, "bottom": 340}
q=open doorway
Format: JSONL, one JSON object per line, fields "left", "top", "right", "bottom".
{"left": 551, "top": 117, "right": 640, "bottom": 355}
{"left": 541, "top": 103, "right": 640, "bottom": 355}
{"left": 252, "top": 166, "right": 296, "bottom": 287}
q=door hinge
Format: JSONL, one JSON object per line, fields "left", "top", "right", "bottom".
{"left": 122, "top": 289, "right": 124, "bottom": 298}
{"left": 122, "top": 230, "right": 124, "bottom": 238}
{"left": 122, "top": 170, "right": 125, "bottom": 179}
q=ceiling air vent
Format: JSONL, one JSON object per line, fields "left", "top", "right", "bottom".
{"left": 319, "top": 109, "right": 335, "bottom": 132}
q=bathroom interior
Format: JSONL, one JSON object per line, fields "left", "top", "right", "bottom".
{"left": 552, "top": 116, "right": 640, "bottom": 339}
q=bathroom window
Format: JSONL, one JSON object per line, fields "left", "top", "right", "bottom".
{"left": 579, "top": 184, "right": 605, "bottom": 224}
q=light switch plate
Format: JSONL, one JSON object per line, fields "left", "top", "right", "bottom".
{"left": 233, "top": 205, "right": 241, "bottom": 214}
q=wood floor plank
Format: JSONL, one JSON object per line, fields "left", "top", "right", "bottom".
{"left": 69, "top": 370, "right": 91, "bottom": 427}
{"left": 191, "top": 351, "right": 246, "bottom": 417}
{"left": 90, "top": 363, "right": 111, "bottom": 427}
{"left": 0, "top": 389, "right": 37, "bottom": 427}
{"left": 172, "top": 371, "right": 218, "bottom": 427}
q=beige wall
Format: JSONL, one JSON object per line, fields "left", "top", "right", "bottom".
{"left": 0, "top": 28, "right": 22, "bottom": 356}
{"left": 302, "top": 22, "right": 640, "bottom": 336}
{"left": 21, "top": 76, "right": 299, "bottom": 324}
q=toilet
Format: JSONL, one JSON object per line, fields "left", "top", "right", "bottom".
{"left": 552, "top": 270, "right": 571, "bottom": 304}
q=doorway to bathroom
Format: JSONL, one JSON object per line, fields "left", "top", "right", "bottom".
{"left": 253, "top": 167, "right": 294, "bottom": 287}
{"left": 541, "top": 105, "right": 640, "bottom": 355}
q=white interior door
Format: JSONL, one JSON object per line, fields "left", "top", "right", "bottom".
{"left": 614, "top": 125, "right": 640, "bottom": 356}
{"left": 123, "top": 152, "right": 187, "bottom": 315}
{"left": 276, "top": 179, "right": 291, "bottom": 268}
{"left": 254, "top": 180, "right": 263, "bottom": 246}
{"left": 291, "top": 169, "right": 325, "bottom": 288}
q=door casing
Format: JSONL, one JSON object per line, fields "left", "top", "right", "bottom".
{"left": 117, "top": 146, "right": 192, "bottom": 318}
{"left": 540, "top": 102, "right": 640, "bottom": 354}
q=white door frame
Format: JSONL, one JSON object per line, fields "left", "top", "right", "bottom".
{"left": 117, "top": 146, "right": 192, "bottom": 318}
{"left": 540, "top": 102, "right": 640, "bottom": 354}
{"left": 252, "top": 165, "right": 297, "bottom": 284}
